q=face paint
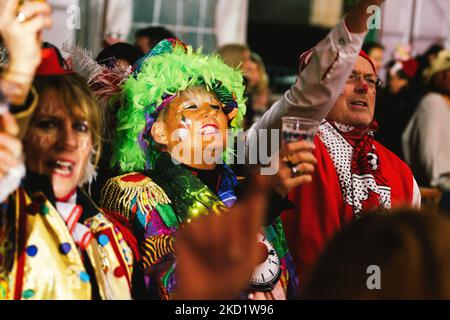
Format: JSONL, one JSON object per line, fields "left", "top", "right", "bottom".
{"left": 162, "top": 87, "right": 229, "bottom": 170}
{"left": 24, "top": 89, "right": 93, "bottom": 199}
{"left": 183, "top": 116, "right": 193, "bottom": 127}
{"left": 362, "top": 83, "right": 369, "bottom": 93}
{"left": 176, "top": 115, "right": 192, "bottom": 141}
{"left": 177, "top": 128, "right": 189, "bottom": 141}
{"left": 327, "top": 57, "right": 376, "bottom": 128}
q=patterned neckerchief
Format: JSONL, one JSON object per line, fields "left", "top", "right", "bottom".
{"left": 319, "top": 120, "right": 391, "bottom": 220}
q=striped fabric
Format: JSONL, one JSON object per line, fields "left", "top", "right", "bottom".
{"left": 141, "top": 234, "right": 174, "bottom": 269}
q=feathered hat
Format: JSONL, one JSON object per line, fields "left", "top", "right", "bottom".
{"left": 389, "top": 58, "right": 419, "bottom": 79}
{"left": 36, "top": 47, "right": 75, "bottom": 76}
{"left": 112, "top": 38, "right": 247, "bottom": 172}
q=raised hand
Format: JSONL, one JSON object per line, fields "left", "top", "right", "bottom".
{"left": 0, "top": 0, "right": 52, "bottom": 104}
{"left": 0, "top": 107, "right": 25, "bottom": 202}
{"left": 0, "top": 0, "right": 52, "bottom": 73}
{"left": 345, "top": 0, "right": 385, "bottom": 33}
{"left": 0, "top": 108, "right": 22, "bottom": 177}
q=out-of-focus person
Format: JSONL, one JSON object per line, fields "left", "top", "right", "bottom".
{"left": 217, "top": 44, "right": 253, "bottom": 129}
{"left": 375, "top": 58, "right": 421, "bottom": 159}
{"left": 102, "top": 0, "right": 133, "bottom": 47}
{"left": 134, "top": 26, "right": 175, "bottom": 54}
{"left": 403, "top": 49, "right": 450, "bottom": 192}
{"left": 217, "top": 43, "right": 252, "bottom": 71}
{"left": 415, "top": 43, "right": 444, "bottom": 85}
{"left": 386, "top": 59, "right": 419, "bottom": 94}
{"left": 217, "top": 44, "right": 270, "bottom": 129}
{"left": 96, "top": 42, "right": 143, "bottom": 68}
{"left": 246, "top": 52, "right": 271, "bottom": 124}
{"left": 303, "top": 209, "right": 450, "bottom": 299}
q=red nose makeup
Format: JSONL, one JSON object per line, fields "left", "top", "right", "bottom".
{"left": 362, "top": 83, "right": 369, "bottom": 92}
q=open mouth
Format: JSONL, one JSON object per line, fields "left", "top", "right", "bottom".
{"left": 198, "top": 124, "right": 219, "bottom": 135}
{"left": 349, "top": 100, "right": 368, "bottom": 108}
{"left": 47, "top": 159, "right": 75, "bottom": 177}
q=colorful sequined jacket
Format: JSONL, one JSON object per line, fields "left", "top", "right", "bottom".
{"left": 0, "top": 172, "right": 134, "bottom": 300}
{"left": 100, "top": 155, "right": 299, "bottom": 300}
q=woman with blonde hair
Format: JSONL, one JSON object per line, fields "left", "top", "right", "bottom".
{"left": 217, "top": 44, "right": 270, "bottom": 127}
{"left": 0, "top": 47, "right": 136, "bottom": 300}
{"left": 247, "top": 52, "right": 271, "bottom": 121}
{"left": 217, "top": 43, "right": 251, "bottom": 70}
{"left": 0, "top": 0, "right": 135, "bottom": 299}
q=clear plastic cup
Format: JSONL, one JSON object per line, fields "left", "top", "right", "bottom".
{"left": 281, "top": 116, "right": 320, "bottom": 143}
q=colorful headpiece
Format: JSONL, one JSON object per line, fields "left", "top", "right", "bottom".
{"left": 112, "top": 38, "right": 246, "bottom": 172}
{"left": 36, "top": 47, "right": 75, "bottom": 76}
{"left": 389, "top": 58, "right": 419, "bottom": 79}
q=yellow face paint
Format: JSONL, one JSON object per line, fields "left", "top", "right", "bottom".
{"left": 161, "top": 87, "right": 228, "bottom": 169}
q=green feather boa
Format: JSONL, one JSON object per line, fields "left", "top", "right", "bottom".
{"left": 113, "top": 41, "right": 247, "bottom": 173}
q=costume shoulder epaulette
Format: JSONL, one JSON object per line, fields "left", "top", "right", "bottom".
{"left": 99, "top": 173, "right": 171, "bottom": 225}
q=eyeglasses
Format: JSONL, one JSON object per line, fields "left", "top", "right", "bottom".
{"left": 346, "top": 72, "right": 384, "bottom": 88}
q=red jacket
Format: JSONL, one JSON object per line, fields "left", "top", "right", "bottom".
{"left": 281, "top": 135, "right": 415, "bottom": 284}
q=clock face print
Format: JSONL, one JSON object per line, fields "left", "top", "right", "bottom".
{"left": 249, "top": 233, "right": 282, "bottom": 291}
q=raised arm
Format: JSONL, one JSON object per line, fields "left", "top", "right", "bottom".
{"left": 0, "top": 0, "right": 52, "bottom": 105}
{"left": 246, "top": 0, "right": 384, "bottom": 155}
{"left": 0, "top": 0, "right": 52, "bottom": 138}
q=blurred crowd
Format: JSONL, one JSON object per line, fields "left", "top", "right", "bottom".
{"left": 0, "top": 0, "right": 449, "bottom": 301}
{"left": 366, "top": 41, "right": 450, "bottom": 209}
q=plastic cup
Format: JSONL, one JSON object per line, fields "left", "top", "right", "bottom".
{"left": 281, "top": 116, "right": 319, "bottom": 143}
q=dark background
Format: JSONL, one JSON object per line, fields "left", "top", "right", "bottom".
{"left": 246, "top": 0, "right": 359, "bottom": 93}
{"left": 247, "top": 0, "right": 329, "bottom": 69}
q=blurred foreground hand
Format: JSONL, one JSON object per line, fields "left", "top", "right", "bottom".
{"left": 174, "top": 175, "right": 269, "bottom": 300}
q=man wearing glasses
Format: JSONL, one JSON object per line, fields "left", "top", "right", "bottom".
{"left": 242, "top": 0, "right": 420, "bottom": 285}
{"left": 280, "top": 47, "right": 421, "bottom": 286}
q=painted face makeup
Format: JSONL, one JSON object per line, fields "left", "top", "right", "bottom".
{"left": 177, "top": 97, "right": 222, "bottom": 137}
{"left": 177, "top": 115, "right": 192, "bottom": 141}
{"left": 163, "top": 87, "right": 229, "bottom": 169}
{"left": 24, "top": 89, "right": 93, "bottom": 199}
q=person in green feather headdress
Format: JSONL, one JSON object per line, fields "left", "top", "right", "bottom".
{"left": 99, "top": 38, "right": 315, "bottom": 300}
{"left": 112, "top": 38, "right": 246, "bottom": 173}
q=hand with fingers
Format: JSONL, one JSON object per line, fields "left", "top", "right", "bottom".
{"left": 0, "top": 0, "right": 52, "bottom": 104}
{"left": 174, "top": 175, "right": 269, "bottom": 300}
{"left": 345, "top": 0, "right": 386, "bottom": 34}
{"left": 0, "top": 106, "right": 25, "bottom": 202}
{"left": 271, "top": 140, "right": 318, "bottom": 198}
